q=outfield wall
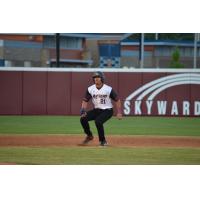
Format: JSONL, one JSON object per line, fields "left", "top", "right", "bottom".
{"left": 0, "top": 67, "right": 200, "bottom": 117}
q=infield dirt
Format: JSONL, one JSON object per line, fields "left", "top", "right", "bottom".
{"left": 0, "top": 135, "right": 200, "bottom": 148}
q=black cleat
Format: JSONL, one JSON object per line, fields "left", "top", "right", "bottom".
{"left": 99, "top": 140, "right": 108, "bottom": 147}
{"left": 82, "top": 135, "right": 94, "bottom": 144}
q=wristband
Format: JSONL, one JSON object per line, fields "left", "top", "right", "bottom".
{"left": 80, "top": 108, "right": 86, "bottom": 115}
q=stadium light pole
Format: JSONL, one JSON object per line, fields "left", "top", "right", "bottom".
{"left": 56, "top": 33, "right": 60, "bottom": 68}
{"left": 197, "top": 33, "right": 200, "bottom": 41}
{"left": 155, "top": 33, "right": 158, "bottom": 40}
{"left": 139, "top": 33, "right": 144, "bottom": 68}
{"left": 193, "top": 33, "right": 197, "bottom": 69}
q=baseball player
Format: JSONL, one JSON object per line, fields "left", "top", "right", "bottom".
{"left": 80, "top": 71, "right": 122, "bottom": 146}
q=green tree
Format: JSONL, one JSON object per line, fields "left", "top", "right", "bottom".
{"left": 170, "top": 47, "right": 184, "bottom": 68}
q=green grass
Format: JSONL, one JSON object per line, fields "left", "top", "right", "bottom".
{"left": 0, "top": 116, "right": 200, "bottom": 136}
{"left": 0, "top": 116, "right": 200, "bottom": 165}
{"left": 0, "top": 116, "right": 81, "bottom": 134}
{"left": 1, "top": 147, "right": 200, "bottom": 164}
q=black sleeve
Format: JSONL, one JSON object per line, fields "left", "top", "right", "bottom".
{"left": 83, "top": 89, "right": 92, "bottom": 102}
{"left": 110, "top": 89, "right": 119, "bottom": 101}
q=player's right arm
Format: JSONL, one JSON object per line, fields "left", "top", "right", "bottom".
{"left": 80, "top": 89, "right": 91, "bottom": 117}
{"left": 80, "top": 100, "right": 88, "bottom": 117}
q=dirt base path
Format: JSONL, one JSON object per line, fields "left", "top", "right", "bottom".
{"left": 0, "top": 135, "right": 200, "bottom": 148}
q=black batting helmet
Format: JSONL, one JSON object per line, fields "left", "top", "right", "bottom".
{"left": 92, "top": 71, "right": 105, "bottom": 82}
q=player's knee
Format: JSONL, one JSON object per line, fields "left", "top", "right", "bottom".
{"left": 80, "top": 116, "right": 87, "bottom": 123}
{"left": 95, "top": 119, "right": 102, "bottom": 126}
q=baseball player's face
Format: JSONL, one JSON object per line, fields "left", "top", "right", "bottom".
{"left": 94, "top": 77, "right": 102, "bottom": 86}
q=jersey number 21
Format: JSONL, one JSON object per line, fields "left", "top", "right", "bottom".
{"left": 100, "top": 99, "right": 106, "bottom": 104}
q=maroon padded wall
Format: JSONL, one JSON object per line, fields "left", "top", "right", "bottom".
{"left": 118, "top": 73, "right": 142, "bottom": 115}
{"left": 71, "top": 72, "right": 93, "bottom": 115}
{"left": 23, "top": 72, "right": 47, "bottom": 115}
{"left": 0, "top": 71, "right": 22, "bottom": 114}
{"left": 0, "top": 70, "right": 199, "bottom": 117}
{"left": 118, "top": 73, "right": 143, "bottom": 100}
{"left": 47, "top": 72, "right": 71, "bottom": 115}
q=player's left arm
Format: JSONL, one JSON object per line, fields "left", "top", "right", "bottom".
{"left": 115, "top": 99, "right": 123, "bottom": 120}
{"left": 110, "top": 89, "right": 123, "bottom": 120}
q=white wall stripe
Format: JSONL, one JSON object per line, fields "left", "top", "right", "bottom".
{"left": 136, "top": 76, "right": 200, "bottom": 100}
{"left": 126, "top": 73, "right": 200, "bottom": 101}
{"left": 148, "top": 80, "right": 200, "bottom": 100}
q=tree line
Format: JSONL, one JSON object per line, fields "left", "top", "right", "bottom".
{"left": 128, "top": 33, "right": 194, "bottom": 41}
